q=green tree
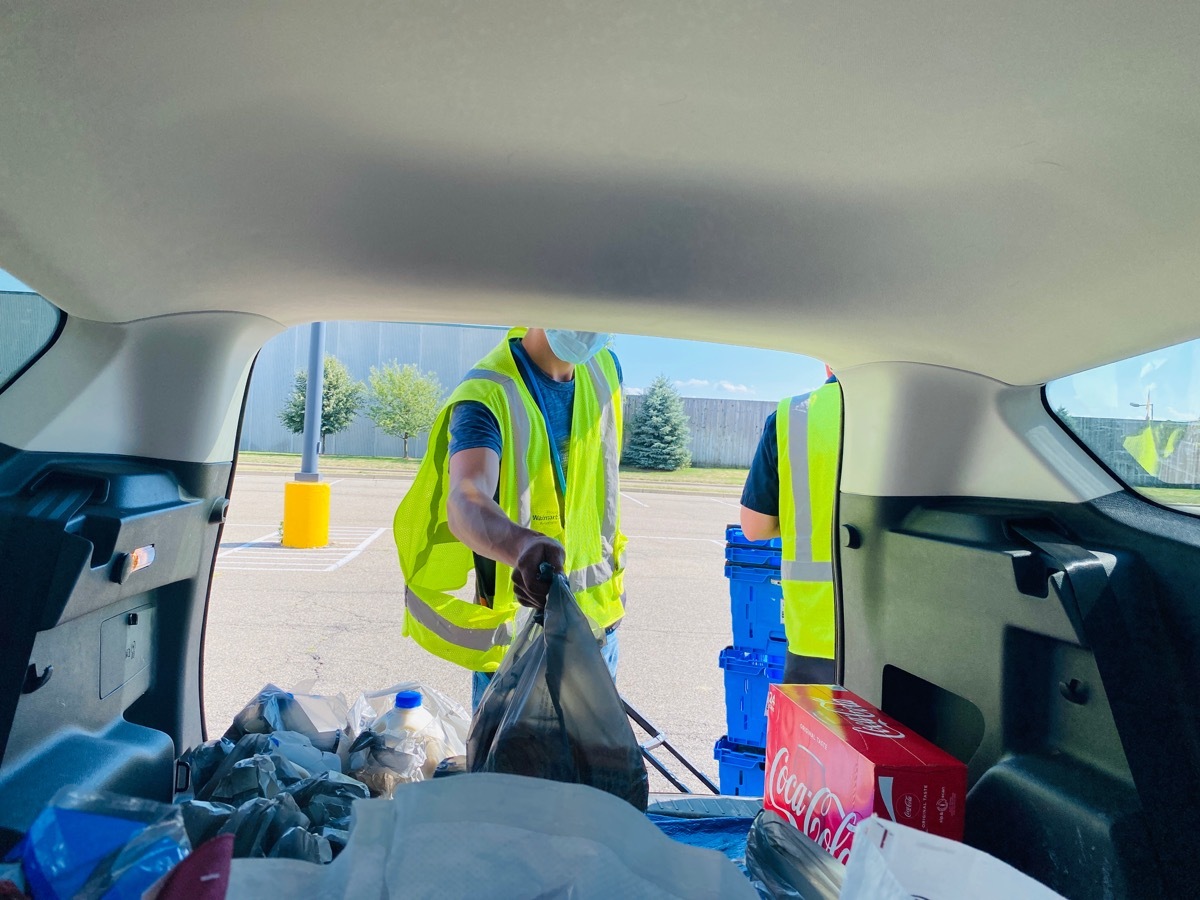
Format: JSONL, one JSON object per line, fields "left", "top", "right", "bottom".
{"left": 623, "top": 375, "right": 692, "bottom": 470}
{"left": 365, "top": 361, "right": 444, "bottom": 457}
{"left": 279, "top": 355, "right": 365, "bottom": 438}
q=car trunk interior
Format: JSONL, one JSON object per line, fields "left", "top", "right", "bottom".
{"left": 4, "top": 4, "right": 1200, "bottom": 893}
{"left": 0, "top": 329, "right": 1195, "bottom": 897}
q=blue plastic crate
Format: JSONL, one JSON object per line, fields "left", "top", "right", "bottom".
{"left": 726, "top": 545, "right": 783, "bottom": 568}
{"left": 725, "top": 525, "right": 783, "bottom": 568}
{"left": 719, "top": 646, "right": 784, "bottom": 747}
{"left": 713, "top": 736, "right": 766, "bottom": 796}
{"left": 725, "top": 564, "right": 787, "bottom": 653}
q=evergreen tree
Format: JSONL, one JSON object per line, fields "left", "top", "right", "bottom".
{"left": 365, "top": 361, "right": 444, "bottom": 457}
{"left": 624, "top": 375, "right": 692, "bottom": 470}
{"left": 279, "top": 355, "right": 365, "bottom": 437}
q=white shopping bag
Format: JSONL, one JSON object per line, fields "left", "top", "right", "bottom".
{"left": 841, "top": 817, "right": 1067, "bottom": 900}
{"left": 226, "top": 773, "right": 758, "bottom": 900}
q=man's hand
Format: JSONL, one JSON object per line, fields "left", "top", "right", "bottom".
{"left": 447, "top": 446, "right": 566, "bottom": 608}
{"left": 511, "top": 533, "right": 566, "bottom": 609}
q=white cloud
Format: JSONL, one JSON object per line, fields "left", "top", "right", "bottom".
{"left": 717, "top": 380, "right": 753, "bottom": 394}
{"left": 625, "top": 387, "right": 645, "bottom": 396}
{"left": 1140, "top": 357, "right": 1168, "bottom": 379}
{"left": 1166, "top": 407, "right": 1199, "bottom": 421}
{"left": 674, "top": 378, "right": 711, "bottom": 388}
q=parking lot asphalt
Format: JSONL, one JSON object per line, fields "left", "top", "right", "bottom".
{"left": 204, "top": 471, "right": 741, "bottom": 792}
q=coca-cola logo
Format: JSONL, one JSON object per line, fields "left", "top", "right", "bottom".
{"left": 767, "top": 746, "right": 859, "bottom": 863}
{"left": 816, "top": 698, "right": 906, "bottom": 739}
{"left": 902, "top": 793, "right": 916, "bottom": 819}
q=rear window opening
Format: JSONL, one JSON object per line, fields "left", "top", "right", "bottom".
{"left": 204, "top": 322, "right": 832, "bottom": 794}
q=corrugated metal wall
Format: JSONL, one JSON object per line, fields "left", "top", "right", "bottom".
{"left": 240, "top": 323, "right": 780, "bottom": 467}
{"left": 240, "top": 323, "right": 508, "bottom": 459}
{"left": 623, "top": 395, "right": 776, "bottom": 468}
{"left": 1067, "top": 416, "right": 1200, "bottom": 487}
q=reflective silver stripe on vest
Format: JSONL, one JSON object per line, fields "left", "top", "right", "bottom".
{"left": 781, "top": 559, "right": 834, "bottom": 582}
{"left": 569, "top": 357, "right": 620, "bottom": 596}
{"left": 463, "top": 367, "right": 532, "bottom": 527}
{"left": 569, "top": 558, "right": 613, "bottom": 593}
{"left": 585, "top": 357, "right": 621, "bottom": 563}
{"left": 786, "top": 396, "right": 816, "bottom": 572}
{"left": 405, "top": 586, "right": 510, "bottom": 650}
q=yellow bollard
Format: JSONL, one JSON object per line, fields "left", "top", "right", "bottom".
{"left": 282, "top": 480, "right": 331, "bottom": 548}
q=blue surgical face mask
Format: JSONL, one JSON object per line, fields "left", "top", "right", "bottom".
{"left": 544, "top": 329, "right": 613, "bottom": 364}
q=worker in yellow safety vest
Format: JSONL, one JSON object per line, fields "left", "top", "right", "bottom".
{"left": 738, "top": 368, "right": 842, "bottom": 684}
{"left": 394, "top": 328, "right": 626, "bottom": 709}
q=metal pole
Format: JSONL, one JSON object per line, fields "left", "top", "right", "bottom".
{"left": 298, "top": 321, "right": 326, "bottom": 481}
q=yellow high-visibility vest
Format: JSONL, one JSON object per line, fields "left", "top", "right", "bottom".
{"left": 393, "top": 328, "right": 627, "bottom": 672}
{"left": 776, "top": 382, "right": 843, "bottom": 659}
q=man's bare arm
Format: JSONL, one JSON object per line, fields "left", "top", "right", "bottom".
{"left": 447, "top": 447, "right": 564, "bottom": 607}
{"left": 740, "top": 505, "right": 781, "bottom": 542}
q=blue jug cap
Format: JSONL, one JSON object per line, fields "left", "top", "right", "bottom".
{"left": 394, "top": 690, "right": 422, "bottom": 709}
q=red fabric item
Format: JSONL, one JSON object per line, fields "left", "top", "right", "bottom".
{"left": 155, "top": 833, "right": 233, "bottom": 900}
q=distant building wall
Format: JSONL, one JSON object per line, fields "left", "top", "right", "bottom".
{"left": 239, "top": 322, "right": 507, "bottom": 459}
{"left": 623, "top": 395, "right": 776, "bottom": 468}
{"left": 241, "top": 326, "right": 1200, "bottom": 481}
{"left": 1066, "top": 416, "right": 1200, "bottom": 487}
{"left": 240, "top": 323, "right": 783, "bottom": 467}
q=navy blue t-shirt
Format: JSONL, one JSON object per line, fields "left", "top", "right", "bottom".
{"left": 740, "top": 376, "right": 837, "bottom": 517}
{"left": 449, "top": 338, "right": 622, "bottom": 480}
{"left": 740, "top": 411, "right": 781, "bottom": 516}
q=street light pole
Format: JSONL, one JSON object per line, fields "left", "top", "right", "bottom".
{"left": 298, "top": 321, "right": 326, "bottom": 480}
{"left": 282, "top": 322, "right": 332, "bottom": 548}
{"left": 1130, "top": 389, "right": 1154, "bottom": 421}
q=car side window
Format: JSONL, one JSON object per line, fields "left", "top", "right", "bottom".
{"left": 1047, "top": 338, "right": 1200, "bottom": 516}
{"left": 0, "top": 273, "right": 63, "bottom": 393}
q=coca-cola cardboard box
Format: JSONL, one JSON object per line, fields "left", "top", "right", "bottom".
{"left": 764, "top": 684, "right": 967, "bottom": 864}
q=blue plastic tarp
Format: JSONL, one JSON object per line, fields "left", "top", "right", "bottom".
{"left": 647, "top": 814, "right": 755, "bottom": 877}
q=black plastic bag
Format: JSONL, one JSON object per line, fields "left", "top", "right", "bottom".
{"left": 467, "top": 572, "right": 649, "bottom": 811}
{"left": 744, "top": 810, "right": 845, "bottom": 900}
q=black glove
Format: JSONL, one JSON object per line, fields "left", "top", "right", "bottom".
{"left": 511, "top": 533, "right": 565, "bottom": 609}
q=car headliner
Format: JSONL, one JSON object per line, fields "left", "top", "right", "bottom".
{"left": 1, "top": 2, "right": 1198, "bottom": 385}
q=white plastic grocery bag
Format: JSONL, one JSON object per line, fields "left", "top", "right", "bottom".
{"left": 840, "top": 817, "right": 1068, "bottom": 900}
{"left": 226, "top": 773, "right": 758, "bottom": 900}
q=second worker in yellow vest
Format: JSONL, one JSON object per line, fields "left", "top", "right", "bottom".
{"left": 394, "top": 327, "right": 627, "bottom": 709}
{"left": 739, "top": 374, "right": 843, "bottom": 684}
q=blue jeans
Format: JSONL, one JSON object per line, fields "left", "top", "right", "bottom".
{"left": 472, "top": 627, "right": 620, "bottom": 711}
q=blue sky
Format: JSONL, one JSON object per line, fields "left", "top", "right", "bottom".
{"left": 612, "top": 333, "right": 827, "bottom": 402}
{"left": 0, "top": 271, "right": 27, "bottom": 292}
{"left": 1047, "top": 341, "right": 1200, "bottom": 422}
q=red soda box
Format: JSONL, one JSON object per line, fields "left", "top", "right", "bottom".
{"left": 764, "top": 684, "right": 967, "bottom": 864}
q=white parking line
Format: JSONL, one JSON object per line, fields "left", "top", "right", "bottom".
{"left": 217, "top": 531, "right": 279, "bottom": 557}
{"left": 621, "top": 492, "right": 649, "bottom": 508}
{"left": 216, "top": 526, "right": 389, "bottom": 572}
{"left": 626, "top": 535, "right": 722, "bottom": 543}
{"left": 328, "top": 528, "right": 388, "bottom": 571}
{"left": 709, "top": 498, "right": 741, "bottom": 508}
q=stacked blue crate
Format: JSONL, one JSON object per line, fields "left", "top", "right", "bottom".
{"left": 715, "top": 525, "right": 785, "bottom": 795}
